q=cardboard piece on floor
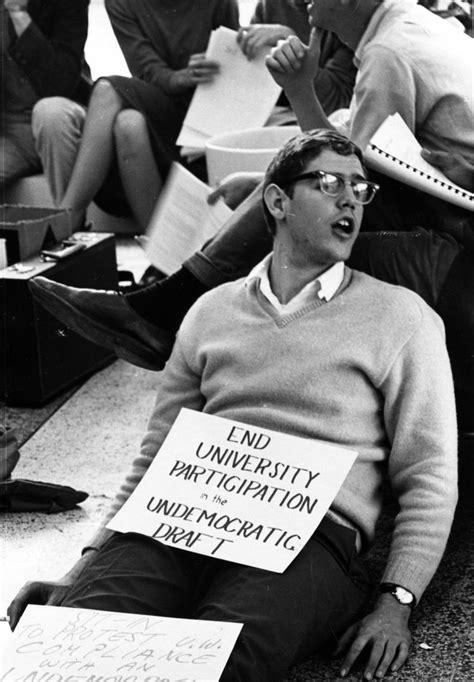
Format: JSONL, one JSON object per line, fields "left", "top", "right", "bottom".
{"left": 0, "top": 604, "right": 242, "bottom": 680}
{"left": 108, "top": 409, "right": 357, "bottom": 573}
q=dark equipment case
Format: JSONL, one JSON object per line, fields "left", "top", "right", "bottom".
{"left": 1, "top": 232, "right": 117, "bottom": 405}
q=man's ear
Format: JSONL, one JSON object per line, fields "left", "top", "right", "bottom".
{"left": 263, "top": 183, "right": 290, "bottom": 221}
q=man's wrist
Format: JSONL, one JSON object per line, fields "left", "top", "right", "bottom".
{"left": 379, "top": 583, "right": 416, "bottom": 609}
{"left": 375, "top": 592, "right": 412, "bottom": 623}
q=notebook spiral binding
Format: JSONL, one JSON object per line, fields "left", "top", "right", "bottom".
{"left": 373, "top": 146, "right": 473, "bottom": 202}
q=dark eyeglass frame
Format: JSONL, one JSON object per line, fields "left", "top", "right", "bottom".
{"left": 286, "top": 169, "right": 380, "bottom": 205}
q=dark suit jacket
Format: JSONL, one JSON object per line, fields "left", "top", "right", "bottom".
{"left": 4, "top": 0, "right": 91, "bottom": 106}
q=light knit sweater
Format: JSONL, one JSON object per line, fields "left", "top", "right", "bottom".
{"left": 91, "top": 269, "right": 457, "bottom": 601}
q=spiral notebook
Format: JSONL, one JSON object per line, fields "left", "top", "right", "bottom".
{"left": 365, "top": 113, "right": 473, "bottom": 212}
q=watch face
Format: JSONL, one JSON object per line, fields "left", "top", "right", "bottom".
{"left": 394, "top": 586, "right": 414, "bottom": 605}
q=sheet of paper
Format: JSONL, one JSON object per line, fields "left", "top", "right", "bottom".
{"left": 0, "top": 605, "right": 242, "bottom": 680}
{"left": 177, "top": 27, "right": 281, "bottom": 151}
{"left": 144, "top": 163, "right": 233, "bottom": 276}
{"left": 108, "top": 408, "right": 358, "bottom": 573}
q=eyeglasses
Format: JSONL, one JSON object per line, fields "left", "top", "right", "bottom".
{"left": 287, "top": 170, "right": 380, "bottom": 205}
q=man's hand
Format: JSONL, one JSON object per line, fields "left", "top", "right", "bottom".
{"left": 208, "top": 172, "right": 264, "bottom": 210}
{"left": 421, "top": 148, "right": 474, "bottom": 191}
{"left": 265, "top": 28, "right": 321, "bottom": 96}
{"left": 6, "top": 549, "right": 97, "bottom": 630}
{"left": 169, "top": 53, "right": 220, "bottom": 93}
{"left": 7, "top": 579, "right": 73, "bottom": 630}
{"left": 333, "top": 593, "right": 412, "bottom": 680}
{"left": 237, "top": 24, "right": 295, "bottom": 61}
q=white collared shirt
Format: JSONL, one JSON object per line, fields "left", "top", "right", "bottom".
{"left": 245, "top": 254, "right": 345, "bottom": 315}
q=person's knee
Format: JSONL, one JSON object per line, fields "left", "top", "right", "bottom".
{"left": 32, "top": 97, "right": 85, "bottom": 142}
{"left": 90, "top": 78, "right": 122, "bottom": 110}
{"left": 114, "top": 109, "right": 148, "bottom": 150}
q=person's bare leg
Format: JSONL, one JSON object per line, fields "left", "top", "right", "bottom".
{"left": 59, "top": 79, "right": 124, "bottom": 224}
{"left": 114, "top": 109, "right": 162, "bottom": 232}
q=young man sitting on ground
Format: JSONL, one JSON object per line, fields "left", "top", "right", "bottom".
{"left": 10, "top": 131, "right": 458, "bottom": 682}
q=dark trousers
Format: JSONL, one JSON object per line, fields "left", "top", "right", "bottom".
{"left": 62, "top": 518, "right": 370, "bottom": 681}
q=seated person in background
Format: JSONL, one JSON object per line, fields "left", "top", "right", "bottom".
{"left": 30, "top": 0, "right": 474, "bottom": 432}
{"left": 31, "top": 0, "right": 239, "bottom": 231}
{"left": 239, "top": 0, "right": 355, "bottom": 119}
{"left": 10, "top": 131, "right": 458, "bottom": 682}
{"left": 0, "top": 0, "right": 91, "bottom": 200}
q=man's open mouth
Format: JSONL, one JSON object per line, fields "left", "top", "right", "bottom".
{"left": 332, "top": 217, "right": 354, "bottom": 236}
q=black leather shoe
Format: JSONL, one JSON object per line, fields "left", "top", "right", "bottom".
{"left": 29, "top": 277, "right": 174, "bottom": 371}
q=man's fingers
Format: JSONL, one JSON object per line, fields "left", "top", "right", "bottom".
{"left": 237, "top": 26, "right": 249, "bottom": 44}
{"left": 363, "top": 640, "right": 388, "bottom": 679}
{"left": 420, "top": 148, "right": 452, "bottom": 168}
{"left": 265, "top": 54, "right": 285, "bottom": 74}
{"left": 207, "top": 186, "right": 223, "bottom": 205}
{"left": 7, "top": 581, "right": 45, "bottom": 630}
{"left": 192, "top": 59, "right": 219, "bottom": 72}
{"left": 270, "top": 40, "right": 304, "bottom": 70}
{"left": 188, "top": 53, "right": 205, "bottom": 67}
{"left": 285, "top": 35, "right": 306, "bottom": 60}
{"left": 7, "top": 598, "right": 25, "bottom": 631}
{"left": 389, "top": 641, "right": 410, "bottom": 672}
{"left": 238, "top": 26, "right": 260, "bottom": 59}
{"left": 188, "top": 54, "right": 220, "bottom": 73}
{"left": 340, "top": 635, "right": 369, "bottom": 676}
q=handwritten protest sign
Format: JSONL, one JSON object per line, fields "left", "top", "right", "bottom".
{"left": 0, "top": 605, "right": 242, "bottom": 681}
{"left": 108, "top": 409, "right": 357, "bottom": 572}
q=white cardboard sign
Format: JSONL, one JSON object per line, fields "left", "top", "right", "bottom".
{"left": 108, "top": 409, "right": 357, "bottom": 573}
{"left": 0, "top": 605, "right": 242, "bottom": 681}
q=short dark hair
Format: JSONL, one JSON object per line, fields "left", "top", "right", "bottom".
{"left": 262, "top": 129, "right": 365, "bottom": 234}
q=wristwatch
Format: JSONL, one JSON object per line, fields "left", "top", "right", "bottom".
{"left": 380, "top": 583, "right": 416, "bottom": 608}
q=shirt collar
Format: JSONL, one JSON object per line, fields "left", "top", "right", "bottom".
{"left": 245, "top": 254, "right": 345, "bottom": 313}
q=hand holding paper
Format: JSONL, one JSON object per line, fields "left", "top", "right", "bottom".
{"left": 169, "top": 52, "right": 220, "bottom": 94}
{"left": 365, "top": 113, "right": 474, "bottom": 211}
{"left": 420, "top": 148, "right": 474, "bottom": 191}
{"left": 177, "top": 27, "right": 282, "bottom": 152}
{"left": 237, "top": 24, "right": 296, "bottom": 61}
